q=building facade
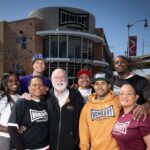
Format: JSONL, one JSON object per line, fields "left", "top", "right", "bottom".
{"left": 0, "top": 7, "right": 113, "bottom": 84}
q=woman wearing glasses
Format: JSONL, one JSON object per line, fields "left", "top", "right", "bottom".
{"left": 112, "top": 83, "right": 150, "bottom": 150}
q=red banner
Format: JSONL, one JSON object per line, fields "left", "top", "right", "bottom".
{"left": 129, "top": 36, "right": 137, "bottom": 56}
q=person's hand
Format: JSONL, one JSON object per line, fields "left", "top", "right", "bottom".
{"left": 18, "top": 126, "right": 27, "bottom": 134}
{"left": 133, "top": 103, "right": 149, "bottom": 121}
{"left": 42, "top": 86, "right": 49, "bottom": 95}
{"left": 71, "top": 84, "right": 78, "bottom": 89}
{"left": 20, "top": 93, "right": 31, "bottom": 100}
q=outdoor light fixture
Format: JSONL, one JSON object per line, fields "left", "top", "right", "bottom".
{"left": 126, "top": 19, "right": 148, "bottom": 57}
{"left": 144, "top": 19, "right": 148, "bottom": 28}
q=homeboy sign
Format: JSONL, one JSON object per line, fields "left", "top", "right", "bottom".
{"left": 59, "top": 9, "right": 89, "bottom": 30}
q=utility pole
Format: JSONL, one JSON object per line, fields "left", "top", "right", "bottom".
{"left": 126, "top": 19, "right": 148, "bottom": 57}
{"left": 142, "top": 39, "right": 144, "bottom": 55}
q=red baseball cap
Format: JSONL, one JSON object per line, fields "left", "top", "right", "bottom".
{"left": 77, "top": 69, "right": 92, "bottom": 78}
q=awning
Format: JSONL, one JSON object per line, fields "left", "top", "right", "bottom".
{"left": 36, "top": 30, "right": 105, "bottom": 43}
{"left": 46, "top": 57, "right": 109, "bottom": 66}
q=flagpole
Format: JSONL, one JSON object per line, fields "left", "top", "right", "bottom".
{"left": 142, "top": 39, "right": 144, "bottom": 56}
{"left": 127, "top": 24, "right": 130, "bottom": 57}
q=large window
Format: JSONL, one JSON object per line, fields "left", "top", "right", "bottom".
{"left": 68, "top": 63, "right": 75, "bottom": 76}
{"left": 59, "top": 35, "right": 67, "bottom": 58}
{"left": 59, "top": 62, "right": 67, "bottom": 71}
{"left": 49, "top": 62, "right": 58, "bottom": 76}
{"left": 68, "top": 63, "right": 81, "bottom": 78}
{"left": 44, "top": 34, "right": 94, "bottom": 84}
{"left": 68, "top": 36, "right": 81, "bottom": 58}
{"left": 46, "top": 35, "right": 93, "bottom": 60}
{"left": 43, "top": 36, "right": 49, "bottom": 57}
{"left": 50, "top": 35, "right": 58, "bottom": 57}
{"left": 88, "top": 40, "right": 93, "bottom": 59}
{"left": 75, "top": 64, "right": 81, "bottom": 77}
{"left": 82, "top": 38, "right": 88, "bottom": 59}
{"left": 82, "top": 39, "right": 93, "bottom": 59}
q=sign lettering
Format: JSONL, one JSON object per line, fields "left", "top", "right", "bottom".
{"left": 59, "top": 9, "right": 89, "bottom": 30}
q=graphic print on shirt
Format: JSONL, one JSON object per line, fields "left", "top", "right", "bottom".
{"left": 113, "top": 121, "right": 130, "bottom": 134}
{"left": 113, "top": 85, "right": 120, "bottom": 95}
{"left": 30, "top": 109, "right": 48, "bottom": 122}
{"left": 91, "top": 105, "right": 115, "bottom": 121}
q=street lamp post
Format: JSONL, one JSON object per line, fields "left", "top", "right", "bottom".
{"left": 126, "top": 19, "right": 148, "bottom": 57}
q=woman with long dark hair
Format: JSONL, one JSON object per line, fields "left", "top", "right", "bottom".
{"left": 0, "top": 72, "right": 20, "bottom": 150}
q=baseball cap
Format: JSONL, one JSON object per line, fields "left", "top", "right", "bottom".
{"left": 92, "top": 72, "right": 110, "bottom": 83}
{"left": 32, "top": 53, "right": 47, "bottom": 64}
{"left": 77, "top": 69, "right": 91, "bottom": 78}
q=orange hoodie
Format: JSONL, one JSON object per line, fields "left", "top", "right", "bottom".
{"left": 79, "top": 91, "right": 120, "bottom": 150}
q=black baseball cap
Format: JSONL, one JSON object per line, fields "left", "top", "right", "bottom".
{"left": 92, "top": 72, "right": 110, "bottom": 83}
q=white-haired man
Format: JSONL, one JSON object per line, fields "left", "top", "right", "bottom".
{"left": 46, "top": 68, "right": 84, "bottom": 150}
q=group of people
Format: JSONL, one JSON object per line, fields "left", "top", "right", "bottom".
{"left": 0, "top": 53, "right": 150, "bottom": 150}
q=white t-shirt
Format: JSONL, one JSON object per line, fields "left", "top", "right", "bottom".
{"left": 0, "top": 94, "right": 20, "bottom": 138}
{"left": 54, "top": 89, "right": 69, "bottom": 108}
{"left": 78, "top": 87, "right": 92, "bottom": 103}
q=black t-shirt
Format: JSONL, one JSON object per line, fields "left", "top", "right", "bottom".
{"left": 8, "top": 99, "right": 49, "bottom": 149}
{"left": 112, "top": 74, "right": 150, "bottom": 104}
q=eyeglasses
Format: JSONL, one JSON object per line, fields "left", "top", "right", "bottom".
{"left": 53, "top": 76, "right": 66, "bottom": 80}
{"left": 119, "top": 93, "right": 136, "bottom": 96}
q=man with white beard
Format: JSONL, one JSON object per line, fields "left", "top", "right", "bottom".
{"left": 46, "top": 68, "right": 84, "bottom": 150}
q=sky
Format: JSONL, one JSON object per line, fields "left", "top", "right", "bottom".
{"left": 0, "top": 0, "right": 150, "bottom": 75}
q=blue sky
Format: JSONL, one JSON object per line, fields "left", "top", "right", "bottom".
{"left": 0, "top": 0, "right": 150, "bottom": 56}
{"left": 0, "top": 0, "right": 150, "bottom": 75}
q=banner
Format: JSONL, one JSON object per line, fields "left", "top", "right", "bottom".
{"left": 129, "top": 36, "right": 137, "bottom": 56}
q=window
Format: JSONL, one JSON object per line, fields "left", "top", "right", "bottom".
{"left": 16, "top": 36, "right": 27, "bottom": 50}
{"left": 43, "top": 36, "right": 49, "bottom": 57}
{"left": 88, "top": 40, "right": 93, "bottom": 59}
{"left": 68, "top": 36, "right": 81, "bottom": 58}
{"left": 59, "top": 35, "right": 67, "bottom": 58}
{"left": 82, "top": 38, "right": 88, "bottom": 59}
{"left": 10, "top": 63, "right": 23, "bottom": 74}
{"left": 50, "top": 35, "right": 58, "bottom": 57}
{"left": 68, "top": 63, "right": 75, "bottom": 76}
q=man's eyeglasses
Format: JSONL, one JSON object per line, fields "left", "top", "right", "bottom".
{"left": 53, "top": 76, "right": 66, "bottom": 80}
